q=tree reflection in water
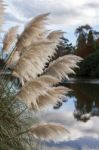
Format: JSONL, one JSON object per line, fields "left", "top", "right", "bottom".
{"left": 54, "top": 81, "right": 99, "bottom": 122}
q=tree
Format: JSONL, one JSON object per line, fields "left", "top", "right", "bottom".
{"left": 75, "top": 25, "right": 87, "bottom": 56}
{"left": 87, "top": 30, "right": 94, "bottom": 46}
{"left": 52, "top": 37, "right": 75, "bottom": 60}
{"left": 76, "top": 32, "right": 86, "bottom": 50}
{"left": 77, "top": 50, "right": 99, "bottom": 77}
{"left": 0, "top": 1, "right": 82, "bottom": 149}
{"left": 75, "top": 25, "right": 97, "bottom": 58}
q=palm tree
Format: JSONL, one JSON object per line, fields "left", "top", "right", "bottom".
{"left": 0, "top": 1, "right": 82, "bottom": 149}
{"left": 75, "top": 24, "right": 92, "bottom": 36}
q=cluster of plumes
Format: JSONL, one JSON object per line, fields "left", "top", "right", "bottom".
{"left": 2, "top": 13, "right": 82, "bottom": 142}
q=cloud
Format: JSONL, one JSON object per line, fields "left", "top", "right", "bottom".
{"left": 39, "top": 106, "right": 99, "bottom": 149}
{"left": 82, "top": 2, "right": 99, "bottom": 9}
{"left": 39, "top": 101, "right": 99, "bottom": 141}
{"left": 46, "top": 137, "right": 99, "bottom": 150}
{"left": 4, "top": 0, "right": 99, "bottom": 44}
{"left": 44, "top": 146, "right": 75, "bottom": 150}
{"left": 5, "top": 0, "right": 99, "bottom": 31}
{"left": 7, "top": 0, "right": 81, "bottom": 25}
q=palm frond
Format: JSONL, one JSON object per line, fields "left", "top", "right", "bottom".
{"left": 29, "top": 123, "right": 69, "bottom": 142}
{"left": 44, "top": 55, "right": 83, "bottom": 80}
{"left": 3, "top": 26, "right": 19, "bottom": 52}
{"left": 15, "top": 13, "right": 49, "bottom": 52}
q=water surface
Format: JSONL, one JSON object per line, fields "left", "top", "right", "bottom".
{"left": 41, "top": 78, "right": 99, "bottom": 150}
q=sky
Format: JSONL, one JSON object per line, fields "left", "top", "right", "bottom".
{"left": 39, "top": 97, "right": 99, "bottom": 150}
{"left": 4, "top": 0, "right": 99, "bottom": 44}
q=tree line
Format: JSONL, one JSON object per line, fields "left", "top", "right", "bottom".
{"left": 55, "top": 24, "right": 99, "bottom": 77}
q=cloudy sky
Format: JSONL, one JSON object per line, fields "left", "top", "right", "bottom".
{"left": 4, "top": 0, "right": 99, "bottom": 44}
{"left": 39, "top": 97, "right": 99, "bottom": 150}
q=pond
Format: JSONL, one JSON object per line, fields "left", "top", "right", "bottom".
{"left": 40, "top": 78, "right": 99, "bottom": 150}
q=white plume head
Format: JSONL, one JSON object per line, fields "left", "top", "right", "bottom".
{"left": 29, "top": 123, "right": 70, "bottom": 142}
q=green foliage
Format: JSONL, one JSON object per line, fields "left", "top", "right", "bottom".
{"left": 77, "top": 50, "right": 99, "bottom": 77}
{"left": 76, "top": 33, "right": 86, "bottom": 50}
{"left": 87, "top": 30, "right": 94, "bottom": 45}
{"left": 53, "top": 37, "right": 75, "bottom": 60}
{"left": 75, "top": 25, "right": 99, "bottom": 57}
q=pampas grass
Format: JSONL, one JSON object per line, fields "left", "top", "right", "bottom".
{"left": 0, "top": 2, "right": 82, "bottom": 149}
{"left": 12, "top": 40, "right": 63, "bottom": 84}
{"left": 0, "top": 0, "right": 5, "bottom": 31}
{"left": 32, "top": 86, "right": 71, "bottom": 111}
{"left": 15, "top": 13, "right": 49, "bottom": 52}
{"left": 44, "top": 55, "right": 82, "bottom": 80}
{"left": 47, "top": 30, "right": 64, "bottom": 45}
{"left": 17, "top": 84, "right": 70, "bottom": 111}
{"left": 29, "top": 123, "right": 69, "bottom": 142}
{"left": 2, "top": 26, "right": 19, "bottom": 52}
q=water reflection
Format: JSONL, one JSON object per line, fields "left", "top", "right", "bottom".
{"left": 40, "top": 79, "right": 99, "bottom": 149}
{"left": 57, "top": 79, "right": 99, "bottom": 122}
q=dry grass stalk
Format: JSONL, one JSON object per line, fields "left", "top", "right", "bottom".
{"left": 0, "top": 0, "right": 5, "bottom": 31}
{"left": 12, "top": 40, "right": 61, "bottom": 83}
{"left": 15, "top": 13, "right": 49, "bottom": 52}
{"left": 44, "top": 55, "right": 83, "bottom": 80}
{"left": 29, "top": 123, "right": 69, "bottom": 142}
{"left": 16, "top": 75, "right": 59, "bottom": 105}
{"left": 7, "top": 51, "right": 20, "bottom": 68}
{"left": 2, "top": 26, "right": 19, "bottom": 52}
{"left": 33, "top": 86, "right": 71, "bottom": 111}
{"left": 10, "top": 30, "right": 64, "bottom": 74}
{"left": 47, "top": 30, "right": 64, "bottom": 45}
{"left": 17, "top": 83, "right": 70, "bottom": 111}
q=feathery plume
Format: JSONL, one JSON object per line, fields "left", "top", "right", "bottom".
{"left": 7, "top": 51, "right": 20, "bottom": 68}
{"left": 12, "top": 40, "right": 60, "bottom": 83}
{"left": 2, "top": 26, "right": 19, "bottom": 52}
{"left": 33, "top": 86, "right": 71, "bottom": 111}
{"left": 15, "top": 13, "right": 49, "bottom": 52}
{"left": 29, "top": 123, "right": 69, "bottom": 142}
{"left": 47, "top": 30, "right": 64, "bottom": 45}
{"left": 8, "top": 18, "right": 65, "bottom": 73}
{"left": 16, "top": 75, "right": 59, "bottom": 106}
{"left": 36, "top": 75, "right": 59, "bottom": 85}
{"left": 44, "top": 55, "right": 83, "bottom": 80}
{"left": 17, "top": 84, "right": 70, "bottom": 111}
{"left": 0, "top": 0, "right": 5, "bottom": 30}
{"left": 9, "top": 30, "right": 64, "bottom": 71}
